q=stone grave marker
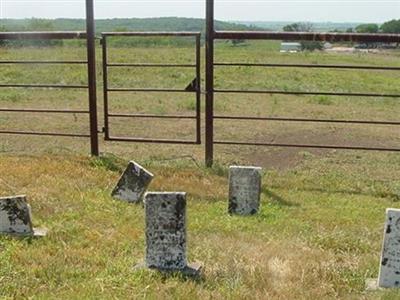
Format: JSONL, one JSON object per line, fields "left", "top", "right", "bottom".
{"left": 112, "top": 161, "right": 154, "bottom": 203}
{"left": 378, "top": 208, "right": 400, "bottom": 288}
{"left": 0, "top": 195, "right": 47, "bottom": 237}
{"left": 228, "top": 166, "right": 262, "bottom": 215}
{"left": 139, "top": 192, "right": 201, "bottom": 276}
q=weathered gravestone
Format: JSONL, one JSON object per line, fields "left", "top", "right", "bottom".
{"left": 0, "top": 195, "right": 47, "bottom": 237}
{"left": 228, "top": 166, "right": 262, "bottom": 215}
{"left": 112, "top": 161, "right": 154, "bottom": 203}
{"left": 141, "top": 192, "right": 201, "bottom": 276}
{"left": 378, "top": 208, "right": 400, "bottom": 288}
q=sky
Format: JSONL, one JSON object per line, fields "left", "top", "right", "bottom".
{"left": 0, "top": 0, "right": 399, "bottom": 23}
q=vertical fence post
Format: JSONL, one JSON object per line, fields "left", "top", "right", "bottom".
{"left": 102, "top": 35, "right": 110, "bottom": 140}
{"left": 205, "top": 0, "right": 215, "bottom": 167}
{"left": 86, "top": 0, "right": 99, "bottom": 156}
{"left": 195, "top": 34, "right": 202, "bottom": 145}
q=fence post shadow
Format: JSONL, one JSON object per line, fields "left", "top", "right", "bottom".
{"left": 262, "top": 185, "right": 300, "bottom": 207}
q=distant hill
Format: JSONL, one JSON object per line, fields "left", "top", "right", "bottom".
{"left": 1, "top": 17, "right": 258, "bottom": 33}
{"left": 1, "top": 17, "right": 262, "bottom": 47}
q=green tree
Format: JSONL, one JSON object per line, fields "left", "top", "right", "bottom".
{"left": 113, "top": 26, "right": 129, "bottom": 32}
{"left": 10, "top": 18, "right": 63, "bottom": 47}
{"left": 0, "top": 25, "right": 6, "bottom": 47}
{"left": 381, "top": 19, "right": 400, "bottom": 33}
{"left": 27, "top": 18, "right": 55, "bottom": 31}
{"left": 355, "top": 23, "right": 379, "bottom": 33}
{"left": 283, "top": 22, "right": 323, "bottom": 51}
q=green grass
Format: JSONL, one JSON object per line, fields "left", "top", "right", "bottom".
{"left": 1, "top": 41, "right": 400, "bottom": 298}
{"left": 1, "top": 153, "right": 400, "bottom": 299}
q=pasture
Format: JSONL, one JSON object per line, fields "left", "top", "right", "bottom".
{"left": 1, "top": 39, "right": 400, "bottom": 299}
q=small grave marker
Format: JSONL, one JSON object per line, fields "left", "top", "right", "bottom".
{"left": 139, "top": 192, "right": 201, "bottom": 276}
{"left": 229, "top": 166, "right": 262, "bottom": 215}
{"left": 378, "top": 208, "right": 400, "bottom": 288}
{"left": 0, "top": 195, "right": 47, "bottom": 237}
{"left": 112, "top": 161, "right": 154, "bottom": 203}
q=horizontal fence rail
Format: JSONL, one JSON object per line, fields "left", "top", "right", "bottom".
{"left": 0, "top": 108, "right": 89, "bottom": 114}
{"left": 214, "top": 141, "right": 400, "bottom": 152}
{"left": 214, "top": 62, "right": 400, "bottom": 71}
{"left": 214, "top": 90, "right": 400, "bottom": 98}
{"left": 108, "top": 113, "right": 197, "bottom": 119}
{"left": 0, "top": 31, "right": 86, "bottom": 40}
{"left": 107, "top": 88, "right": 195, "bottom": 93}
{"left": 102, "top": 32, "right": 201, "bottom": 37}
{"left": 214, "top": 116, "right": 400, "bottom": 126}
{"left": 214, "top": 31, "right": 400, "bottom": 43}
{"left": 205, "top": 0, "right": 400, "bottom": 166}
{"left": 0, "top": 60, "right": 88, "bottom": 65}
{"left": 102, "top": 32, "right": 202, "bottom": 145}
{"left": 0, "top": 130, "right": 90, "bottom": 138}
{"left": 107, "top": 63, "right": 196, "bottom": 68}
{"left": 0, "top": 84, "right": 88, "bottom": 89}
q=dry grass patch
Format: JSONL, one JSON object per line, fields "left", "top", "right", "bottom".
{"left": 0, "top": 152, "right": 400, "bottom": 298}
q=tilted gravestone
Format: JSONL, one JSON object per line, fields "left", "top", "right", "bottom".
{"left": 228, "top": 166, "right": 262, "bottom": 215}
{"left": 0, "top": 195, "right": 47, "bottom": 237}
{"left": 112, "top": 161, "right": 154, "bottom": 203}
{"left": 141, "top": 192, "right": 201, "bottom": 276}
{"left": 378, "top": 208, "right": 400, "bottom": 288}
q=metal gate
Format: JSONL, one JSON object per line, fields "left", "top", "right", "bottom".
{"left": 101, "top": 32, "right": 201, "bottom": 144}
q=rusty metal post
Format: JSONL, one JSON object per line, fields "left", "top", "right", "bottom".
{"left": 195, "top": 34, "right": 201, "bottom": 144}
{"left": 86, "top": 0, "right": 99, "bottom": 156}
{"left": 101, "top": 35, "right": 110, "bottom": 140}
{"left": 205, "top": 0, "right": 215, "bottom": 167}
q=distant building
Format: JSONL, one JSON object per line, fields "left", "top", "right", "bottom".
{"left": 280, "top": 42, "right": 302, "bottom": 53}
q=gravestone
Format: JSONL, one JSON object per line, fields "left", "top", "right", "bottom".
{"left": 112, "top": 161, "right": 154, "bottom": 203}
{"left": 145, "top": 192, "right": 187, "bottom": 269}
{"left": 142, "top": 192, "right": 201, "bottom": 276}
{"left": 228, "top": 166, "right": 262, "bottom": 215}
{"left": 0, "top": 195, "right": 47, "bottom": 237}
{"left": 378, "top": 208, "right": 400, "bottom": 288}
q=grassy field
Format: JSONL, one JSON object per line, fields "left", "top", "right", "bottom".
{"left": 1, "top": 40, "right": 400, "bottom": 299}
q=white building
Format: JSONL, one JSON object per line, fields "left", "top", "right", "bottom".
{"left": 280, "top": 42, "right": 302, "bottom": 53}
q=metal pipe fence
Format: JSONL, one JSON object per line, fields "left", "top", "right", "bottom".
{"left": 0, "top": 0, "right": 99, "bottom": 155}
{"left": 0, "top": 31, "right": 92, "bottom": 139}
{"left": 205, "top": 0, "right": 400, "bottom": 167}
{"left": 2, "top": 0, "right": 400, "bottom": 166}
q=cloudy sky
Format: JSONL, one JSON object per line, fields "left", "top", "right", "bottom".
{"left": 0, "top": 0, "right": 399, "bottom": 22}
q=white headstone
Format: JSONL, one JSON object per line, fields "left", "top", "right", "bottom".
{"left": 144, "top": 192, "right": 187, "bottom": 270}
{"left": 229, "top": 166, "right": 262, "bottom": 215}
{"left": 112, "top": 161, "right": 154, "bottom": 203}
{"left": 0, "top": 195, "right": 46, "bottom": 237}
{"left": 378, "top": 208, "right": 400, "bottom": 288}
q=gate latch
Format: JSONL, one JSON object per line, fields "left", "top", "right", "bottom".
{"left": 185, "top": 78, "right": 198, "bottom": 92}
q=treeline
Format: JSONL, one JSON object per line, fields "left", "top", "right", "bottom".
{"left": 336, "top": 19, "right": 400, "bottom": 34}
{"left": 282, "top": 20, "right": 400, "bottom": 51}
{"left": 0, "top": 17, "right": 257, "bottom": 47}
{"left": 0, "top": 19, "right": 65, "bottom": 47}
